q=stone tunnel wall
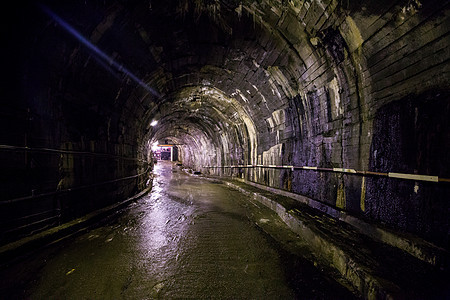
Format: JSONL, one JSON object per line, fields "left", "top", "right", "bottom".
{"left": 366, "top": 91, "right": 450, "bottom": 248}
{"left": 0, "top": 3, "right": 152, "bottom": 246}
{"left": 1, "top": 0, "right": 449, "bottom": 251}
{"left": 195, "top": 0, "right": 450, "bottom": 248}
{"left": 0, "top": 97, "right": 152, "bottom": 245}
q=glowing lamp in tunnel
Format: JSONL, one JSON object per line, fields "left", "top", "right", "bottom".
{"left": 152, "top": 142, "right": 159, "bottom": 151}
{"left": 150, "top": 120, "right": 158, "bottom": 126}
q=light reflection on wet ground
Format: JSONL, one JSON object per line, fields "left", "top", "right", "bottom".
{"left": 0, "top": 161, "right": 355, "bottom": 299}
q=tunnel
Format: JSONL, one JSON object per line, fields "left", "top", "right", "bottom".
{"left": 1, "top": 0, "right": 450, "bottom": 298}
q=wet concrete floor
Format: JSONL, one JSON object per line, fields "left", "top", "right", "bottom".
{"left": 1, "top": 161, "right": 356, "bottom": 299}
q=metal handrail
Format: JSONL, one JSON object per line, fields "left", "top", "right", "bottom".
{"left": 1, "top": 167, "right": 151, "bottom": 204}
{"left": 203, "top": 165, "right": 450, "bottom": 183}
{"left": 0, "top": 144, "right": 146, "bottom": 162}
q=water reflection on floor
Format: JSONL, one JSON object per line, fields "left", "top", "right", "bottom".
{"left": 0, "top": 161, "right": 355, "bottom": 299}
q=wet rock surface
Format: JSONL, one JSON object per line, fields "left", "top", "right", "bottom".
{"left": 0, "top": 161, "right": 354, "bottom": 299}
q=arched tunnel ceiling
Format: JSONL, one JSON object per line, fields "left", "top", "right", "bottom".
{"left": 4, "top": 0, "right": 450, "bottom": 249}
{"left": 11, "top": 0, "right": 448, "bottom": 169}
{"left": 27, "top": 0, "right": 337, "bottom": 161}
{"left": 126, "top": 0, "right": 333, "bottom": 160}
{"left": 135, "top": 0, "right": 309, "bottom": 154}
{"left": 2, "top": 0, "right": 449, "bottom": 254}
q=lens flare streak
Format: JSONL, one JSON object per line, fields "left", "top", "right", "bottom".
{"left": 40, "top": 5, "right": 160, "bottom": 98}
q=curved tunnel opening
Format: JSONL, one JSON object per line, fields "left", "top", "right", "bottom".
{"left": 2, "top": 0, "right": 449, "bottom": 274}
{"left": 146, "top": 85, "right": 258, "bottom": 173}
